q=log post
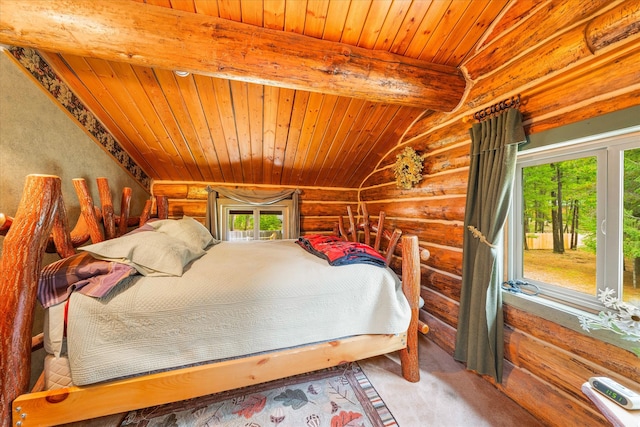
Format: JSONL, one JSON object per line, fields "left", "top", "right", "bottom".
{"left": 399, "top": 234, "right": 421, "bottom": 382}
{"left": 139, "top": 199, "right": 153, "bottom": 226}
{"left": 337, "top": 216, "right": 348, "bottom": 241}
{"left": 72, "top": 178, "right": 104, "bottom": 243}
{"left": 385, "top": 229, "right": 402, "bottom": 267}
{"left": 361, "top": 203, "right": 371, "bottom": 246}
{"left": 417, "top": 248, "right": 430, "bottom": 335}
{"left": 0, "top": 213, "right": 13, "bottom": 236}
{"left": 373, "top": 211, "right": 385, "bottom": 252}
{"left": 68, "top": 206, "right": 101, "bottom": 248}
{"left": 346, "top": 205, "right": 357, "bottom": 242}
{"left": 0, "top": 175, "right": 62, "bottom": 426}
{"left": 118, "top": 187, "right": 132, "bottom": 236}
{"left": 50, "top": 194, "right": 75, "bottom": 259}
{"left": 97, "top": 177, "right": 116, "bottom": 240}
{"left": 156, "top": 195, "right": 169, "bottom": 220}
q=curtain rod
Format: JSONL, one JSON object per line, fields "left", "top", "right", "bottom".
{"left": 467, "top": 94, "right": 522, "bottom": 123}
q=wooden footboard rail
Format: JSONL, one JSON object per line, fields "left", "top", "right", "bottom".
{"left": 0, "top": 175, "right": 425, "bottom": 426}
{"left": 337, "top": 202, "right": 431, "bottom": 336}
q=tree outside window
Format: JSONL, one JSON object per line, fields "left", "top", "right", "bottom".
{"left": 518, "top": 145, "right": 639, "bottom": 305}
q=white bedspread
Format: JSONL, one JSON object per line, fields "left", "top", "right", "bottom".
{"left": 60, "top": 240, "right": 410, "bottom": 385}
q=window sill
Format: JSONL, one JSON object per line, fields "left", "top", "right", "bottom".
{"left": 502, "top": 291, "right": 640, "bottom": 356}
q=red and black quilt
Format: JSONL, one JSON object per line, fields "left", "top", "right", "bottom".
{"left": 296, "top": 234, "right": 387, "bottom": 267}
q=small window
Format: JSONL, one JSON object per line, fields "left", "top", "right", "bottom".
{"left": 509, "top": 129, "right": 640, "bottom": 312}
{"left": 220, "top": 200, "right": 291, "bottom": 241}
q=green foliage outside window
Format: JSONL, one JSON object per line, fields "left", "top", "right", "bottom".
{"left": 259, "top": 214, "right": 282, "bottom": 231}
{"left": 624, "top": 149, "right": 640, "bottom": 262}
{"left": 522, "top": 157, "right": 597, "bottom": 253}
{"left": 232, "top": 214, "right": 252, "bottom": 231}
{"left": 231, "top": 213, "right": 282, "bottom": 231}
{"left": 521, "top": 148, "right": 639, "bottom": 290}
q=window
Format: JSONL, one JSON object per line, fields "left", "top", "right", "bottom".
{"left": 508, "top": 128, "right": 640, "bottom": 312}
{"left": 219, "top": 199, "right": 291, "bottom": 241}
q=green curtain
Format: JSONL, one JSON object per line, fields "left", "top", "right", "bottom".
{"left": 454, "top": 107, "right": 526, "bottom": 383}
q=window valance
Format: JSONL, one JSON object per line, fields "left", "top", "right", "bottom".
{"left": 205, "top": 187, "right": 301, "bottom": 240}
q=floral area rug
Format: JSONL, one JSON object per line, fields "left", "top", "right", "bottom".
{"left": 119, "top": 363, "right": 397, "bottom": 427}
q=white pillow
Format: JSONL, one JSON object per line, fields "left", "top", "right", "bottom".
{"left": 148, "top": 216, "right": 217, "bottom": 250}
{"left": 79, "top": 230, "right": 205, "bottom": 276}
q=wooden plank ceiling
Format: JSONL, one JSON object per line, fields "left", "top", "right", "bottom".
{"left": 3, "top": 0, "right": 510, "bottom": 188}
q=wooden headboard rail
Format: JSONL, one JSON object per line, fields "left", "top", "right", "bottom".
{"left": 0, "top": 175, "right": 167, "bottom": 423}
{"left": 1, "top": 177, "right": 168, "bottom": 253}
{"left": 69, "top": 177, "right": 168, "bottom": 247}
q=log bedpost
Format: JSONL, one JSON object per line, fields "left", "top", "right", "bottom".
{"left": 346, "top": 205, "right": 357, "bottom": 242}
{"left": 156, "top": 195, "right": 169, "bottom": 220}
{"left": 97, "top": 177, "right": 116, "bottom": 240}
{"left": 384, "top": 229, "right": 402, "bottom": 267}
{"left": 361, "top": 203, "right": 371, "bottom": 246}
{"left": 72, "top": 178, "right": 104, "bottom": 243}
{"left": 399, "top": 234, "right": 421, "bottom": 382}
{"left": 0, "top": 175, "right": 63, "bottom": 426}
{"left": 139, "top": 199, "right": 153, "bottom": 226}
{"left": 0, "top": 213, "right": 13, "bottom": 235}
{"left": 50, "top": 194, "right": 75, "bottom": 259}
{"left": 374, "top": 211, "right": 385, "bottom": 252}
{"left": 118, "top": 187, "right": 132, "bottom": 236}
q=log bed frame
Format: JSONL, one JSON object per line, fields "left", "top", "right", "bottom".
{"left": 0, "top": 174, "right": 428, "bottom": 427}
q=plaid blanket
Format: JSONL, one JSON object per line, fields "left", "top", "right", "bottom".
{"left": 296, "top": 234, "right": 387, "bottom": 267}
{"left": 38, "top": 251, "right": 137, "bottom": 309}
{"left": 37, "top": 224, "right": 160, "bottom": 308}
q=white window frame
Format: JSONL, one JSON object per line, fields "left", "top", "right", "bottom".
{"left": 218, "top": 198, "right": 292, "bottom": 241}
{"left": 507, "top": 127, "right": 640, "bottom": 313}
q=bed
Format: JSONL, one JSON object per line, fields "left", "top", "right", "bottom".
{"left": 0, "top": 174, "right": 427, "bottom": 426}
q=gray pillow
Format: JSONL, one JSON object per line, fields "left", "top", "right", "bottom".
{"left": 148, "top": 216, "right": 218, "bottom": 250}
{"left": 79, "top": 230, "right": 205, "bottom": 276}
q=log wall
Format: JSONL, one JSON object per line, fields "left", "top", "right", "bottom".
{"left": 152, "top": 181, "right": 357, "bottom": 235}
{"left": 149, "top": 2, "right": 640, "bottom": 425}
{"left": 359, "top": 1, "right": 640, "bottom": 426}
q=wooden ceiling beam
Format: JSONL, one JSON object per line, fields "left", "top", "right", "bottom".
{"left": 0, "top": 0, "right": 466, "bottom": 111}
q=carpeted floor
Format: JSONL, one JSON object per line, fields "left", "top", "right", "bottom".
{"left": 63, "top": 336, "right": 543, "bottom": 427}
{"left": 358, "top": 336, "right": 544, "bottom": 427}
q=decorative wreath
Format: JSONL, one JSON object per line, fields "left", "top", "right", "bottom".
{"left": 393, "top": 147, "right": 425, "bottom": 189}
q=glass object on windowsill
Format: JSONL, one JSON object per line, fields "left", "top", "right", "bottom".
{"left": 578, "top": 288, "right": 640, "bottom": 357}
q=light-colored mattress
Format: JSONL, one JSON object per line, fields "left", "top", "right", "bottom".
{"left": 44, "top": 354, "right": 72, "bottom": 390}
{"left": 45, "top": 239, "right": 410, "bottom": 386}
